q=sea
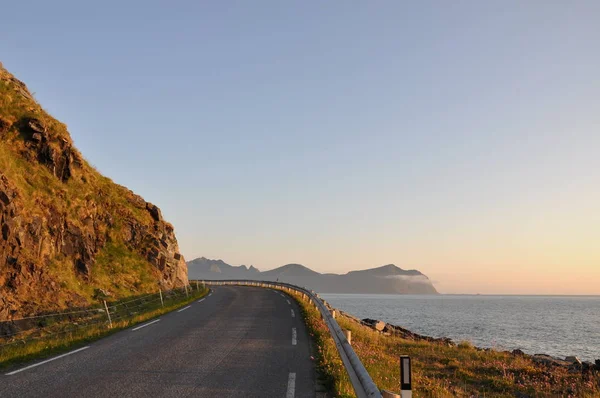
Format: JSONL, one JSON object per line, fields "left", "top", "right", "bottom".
{"left": 319, "top": 294, "right": 600, "bottom": 362}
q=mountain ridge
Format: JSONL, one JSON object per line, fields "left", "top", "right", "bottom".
{"left": 187, "top": 258, "right": 438, "bottom": 294}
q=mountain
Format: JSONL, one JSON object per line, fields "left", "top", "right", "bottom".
{"left": 187, "top": 257, "right": 259, "bottom": 279}
{"left": 0, "top": 63, "right": 188, "bottom": 318}
{"left": 187, "top": 258, "right": 438, "bottom": 294}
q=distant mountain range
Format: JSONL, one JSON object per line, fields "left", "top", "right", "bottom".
{"left": 187, "top": 257, "right": 438, "bottom": 294}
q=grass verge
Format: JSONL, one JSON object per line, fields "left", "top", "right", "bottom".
{"left": 0, "top": 286, "right": 209, "bottom": 370}
{"left": 286, "top": 290, "right": 355, "bottom": 397}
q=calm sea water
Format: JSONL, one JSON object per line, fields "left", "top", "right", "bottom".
{"left": 320, "top": 294, "right": 600, "bottom": 362}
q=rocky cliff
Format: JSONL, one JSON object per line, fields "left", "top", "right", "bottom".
{"left": 0, "top": 63, "right": 187, "bottom": 319}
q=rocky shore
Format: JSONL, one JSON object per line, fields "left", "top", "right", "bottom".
{"left": 339, "top": 310, "right": 600, "bottom": 375}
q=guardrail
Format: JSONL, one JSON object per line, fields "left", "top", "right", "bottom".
{"left": 195, "top": 279, "right": 383, "bottom": 398}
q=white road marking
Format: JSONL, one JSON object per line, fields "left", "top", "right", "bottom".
{"left": 177, "top": 305, "right": 191, "bottom": 313}
{"left": 286, "top": 372, "right": 296, "bottom": 398}
{"left": 5, "top": 346, "right": 90, "bottom": 376}
{"left": 292, "top": 328, "right": 297, "bottom": 345}
{"left": 291, "top": 309, "right": 295, "bottom": 318}
{"left": 197, "top": 298, "right": 205, "bottom": 303}
{"left": 131, "top": 319, "right": 161, "bottom": 331}
{"left": 286, "top": 300, "right": 291, "bottom": 305}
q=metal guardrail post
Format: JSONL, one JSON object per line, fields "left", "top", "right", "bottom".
{"left": 344, "top": 329, "right": 352, "bottom": 345}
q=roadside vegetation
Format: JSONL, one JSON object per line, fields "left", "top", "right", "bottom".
{"left": 289, "top": 290, "right": 600, "bottom": 398}
{"left": 289, "top": 290, "right": 355, "bottom": 397}
{"left": 0, "top": 285, "right": 208, "bottom": 370}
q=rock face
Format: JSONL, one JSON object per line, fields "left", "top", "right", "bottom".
{"left": 0, "top": 63, "right": 187, "bottom": 319}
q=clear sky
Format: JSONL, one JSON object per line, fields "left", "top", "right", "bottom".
{"left": 1, "top": 1, "right": 599, "bottom": 294}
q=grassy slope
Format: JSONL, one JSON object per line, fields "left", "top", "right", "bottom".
{"left": 289, "top": 290, "right": 599, "bottom": 397}
{"left": 339, "top": 316, "right": 600, "bottom": 397}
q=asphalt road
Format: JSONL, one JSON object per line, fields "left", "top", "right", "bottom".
{"left": 0, "top": 286, "right": 316, "bottom": 397}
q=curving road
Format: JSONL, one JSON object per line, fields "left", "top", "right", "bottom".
{"left": 0, "top": 286, "right": 316, "bottom": 397}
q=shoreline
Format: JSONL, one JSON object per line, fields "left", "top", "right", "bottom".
{"left": 337, "top": 309, "right": 600, "bottom": 373}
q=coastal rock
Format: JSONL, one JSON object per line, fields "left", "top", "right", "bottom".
{"left": 532, "top": 354, "right": 571, "bottom": 367}
{"left": 565, "top": 356, "right": 581, "bottom": 365}
{"left": 362, "top": 319, "right": 386, "bottom": 331}
{"left": 581, "top": 362, "right": 595, "bottom": 374}
{"left": 596, "top": 359, "right": 600, "bottom": 371}
{"left": 360, "top": 318, "right": 456, "bottom": 346}
{"left": 512, "top": 349, "right": 526, "bottom": 356}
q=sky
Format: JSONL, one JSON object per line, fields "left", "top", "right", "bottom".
{"left": 1, "top": 1, "right": 599, "bottom": 294}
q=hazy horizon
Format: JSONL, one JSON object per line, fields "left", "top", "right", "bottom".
{"left": 2, "top": 2, "right": 598, "bottom": 295}
{"left": 188, "top": 256, "right": 600, "bottom": 296}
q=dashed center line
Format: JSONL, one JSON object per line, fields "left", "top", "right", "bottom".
{"left": 292, "top": 328, "right": 297, "bottom": 345}
{"left": 291, "top": 309, "right": 295, "bottom": 318}
{"left": 286, "top": 372, "right": 296, "bottom": 398}
{"left": 132, "top": 319, "right": 161, "bottom": 331}
{"left": 5, "top": 346, "right": 90, "bottom": 376}
{"left": 286, "top": 300, "right": 291, "bottom": 305}
{"left": 197, "top": 298, "right": 205, "bottom": 303}
{"left": 177, "top": 305, "right": 191, "bottom": 313}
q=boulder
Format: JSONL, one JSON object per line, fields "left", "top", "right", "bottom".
{"left": 565, "top": 356, "right": 582, "bottom": 365}
{"left": 362, "top": 318, "right": 386, "bottom": 331}
{"left": 596, "top": 359, "right": 600, "bottom": 371}
{"left": 532, "top": 354, "right": 570, "bottom": 367}
{"left": 512, "top": 349, "right": 526, "bottom": 356}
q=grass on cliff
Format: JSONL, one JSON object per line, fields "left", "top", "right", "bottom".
{"left": 44, "top": 241, "right": 162, "bottom": 308}
{"left": 0, "top": 286, "right": 208, "bottom": 370}
{"left": 1, "top": 64, "right": 164, "bottom": 304}
{"left": 1, "top": 64, "right": 154, "bottom": 227}
{"left": 92, "top": 241, "right": 161, "bottom": 295}
{"left": 288, "top": 290, "right": 600, "bottom": 397}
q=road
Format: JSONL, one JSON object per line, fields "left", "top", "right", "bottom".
{"left": 0, "top": 286, "right": 316, "bottom": 397}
